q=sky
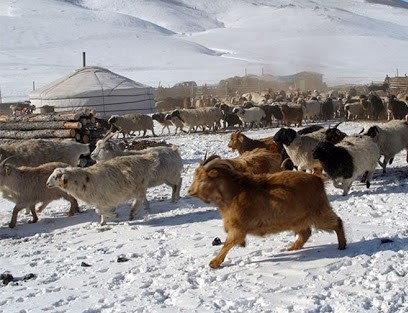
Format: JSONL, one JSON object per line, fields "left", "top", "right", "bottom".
{"left": 0, "top": 1, "right": 408, "bottom": 312}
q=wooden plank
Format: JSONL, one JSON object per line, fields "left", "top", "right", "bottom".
{"left": 0, "top": 121, "right": 82, "bottom": 131}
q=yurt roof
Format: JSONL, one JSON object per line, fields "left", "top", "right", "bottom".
{"left": 29, "top": 66, "right": 150, "bottom": 99}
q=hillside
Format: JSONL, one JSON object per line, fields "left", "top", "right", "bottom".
{"left": 1, "top": 0, "right": 408, "bottom": 101}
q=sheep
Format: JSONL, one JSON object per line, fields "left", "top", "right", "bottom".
{"left": 280, "top": 103, "right": 303, "bottom": 127}
{"left": 188, "top": 159, "right": 346, "bottom": 268}
{"left": 321, "top": 97, "right": 334, "bottom": 120}
{"left": 90, "top": 135, "right": 183, "bottom": 209}
{"left": 273, "top": 127, "right": 323, "bottom": 173}
{"left": 227, "top": 131, "right": 280, "bottom": 155}
{"left": 344, "top": 102, "right": 365, "bottom": 120}
{"left": 387, "top": 95, "right": 408, "bottom": 120}
{"left": 218, "top": 103, "right": 242, "bottom": 128}
{"left": 165, "top": 108, "right": 216, "bottom": 133}
{"left": 199, "top": 107, "right": 223, "bottom": 131}
{"left": 232, "top": 106, "right": 265, "bottom": 128}
{"left": 46, "top": 153, "right": 159, "bottom": 225}
{"left": 166, "top": 109, "right": 204, "bottom": 134}
{"left": 362, "top": 120, "right": 408, "bottom": 173}
{"left": 152, "top": 112, "right": 173, "bottom": 135}
{"left": 298, "top": 99, "right": 321, "bottom": 122}
{"left": 108, "top": 113, "right": 156, "bottom": 138}
{"left": 270, "top": 104, "right": 283, "bottom": 127}
{"left": 0, "top": 159, "right": 80, "bottom": 228}
{"left": 257, "top": 104, "right": 276, "bottom": 127}
{"left": 278, "top": 123, "right": 347, "bottom": 170}
{"left": 360, "top": 94, "right": 386, "bottom": 120}
{"left": 205, "top": 148, "right": 282, "bottom": 176}
{"left": 241, "top": 92, "right": 267, "bottom": 104}
{"left": 0, "top": 139, "right": 90, "bottom": 168}
{"left": 312, "top": 136, "right": 380, "bottom": 195}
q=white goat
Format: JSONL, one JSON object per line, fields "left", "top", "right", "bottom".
{"left": 233, "top": 107, "right": 265, "bottom": 128}
{"left": 108, "top": 113, "right": 156, "bottom": 138}
{"left": 0, "top": 159, "right": 79, "bottom": 228}
{"left": 47, "top": 153, "right": 159, "bottom": 225}
{"left": 273, "top": 128, "right": 323, "bottom": 173}
{"left": 165, "top": 108, "right": 222, "bottom": 133}
{"left": 0, "top": 139, "right": 90, "bottom": 167}
{"left": 362, "top": 120, "right": 408, "bottom": 173}
{"left": 90, "top": 136, "right": 183, "bottom": 208}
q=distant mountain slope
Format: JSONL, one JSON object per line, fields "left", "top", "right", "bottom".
{"left": 1, "top": 0, "right": 408, "bottom": 101}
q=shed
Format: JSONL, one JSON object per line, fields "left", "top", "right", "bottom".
{"left": 29, "top": 66, "right": 155, "bottom": 118}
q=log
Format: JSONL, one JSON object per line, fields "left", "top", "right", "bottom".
{"left": 0, "top": 121, "right": 82, "bottom": 131}
{"left": 0, "top": 129, "right": 77, "bottom": 139}
{"left": 0, "top": 110, "right": 91, "bottom": 123}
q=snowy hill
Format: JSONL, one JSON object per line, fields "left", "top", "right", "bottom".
{"left": 1, "top": 0, "right": 408, "bottom": 100}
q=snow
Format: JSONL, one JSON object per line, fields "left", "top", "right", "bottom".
{"left": 1, "top": 0, "right": 408, "bottom": 101}
{"left": 0, "top": 1, "right": 408, "bottom": 312}
{"left": 1, "top": 121, "right": 408, "bottom": 313}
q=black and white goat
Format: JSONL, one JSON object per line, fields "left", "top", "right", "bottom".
{"left": 312, "top": 136, "right": 380, "bottom": 195}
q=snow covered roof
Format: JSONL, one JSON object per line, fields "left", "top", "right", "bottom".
{"left": 29, "top": 66, "right": 155, "bottom": 118}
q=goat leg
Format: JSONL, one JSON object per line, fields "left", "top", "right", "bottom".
{"left": 29, "top": 206, "right": 38, "bottom": 224}
{"left": 209, "top": 229, "right": 246, "bottom": 269}
{"left": 9, "top": 205, "right": 24, "bottom": 228}
{"left": 287, "top": 228, "right": 312, "bottom": 251}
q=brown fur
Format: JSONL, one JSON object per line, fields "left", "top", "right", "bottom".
{"left": 228, "top": 131, "right": 280, "bottom": 155}
{"left": 280, "top": 104, "right": 303, "bottom": 127}
{"left": 188, "top": 164, "right": 346, "bottom": 268}
{"left": 209, "top": 148, "right": 282, "bottom": 175}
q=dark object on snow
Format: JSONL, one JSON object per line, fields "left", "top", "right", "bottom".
{"left": 1, "top": 272, "right": 36, "bottom": 285}
{"left": 380, "top": 238, "right": 394, "bottom": 244}
{"left": 212, "top": 237, "right": 222, "bottom": 246}
{"left": 117, "top": 256, "right": 129, "bottom": 263}
{"left": 1, "top": 272, "right": 14, "bottom": 285}
{"left": 22, "top": 273, "right": 36, "bottom": 281}
{"left": 81, "top": 262, "right": 92, "bottom": 267}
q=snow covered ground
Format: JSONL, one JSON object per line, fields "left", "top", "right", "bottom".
{"left": 0, "top": 120, "right": 407, "bottom": 313}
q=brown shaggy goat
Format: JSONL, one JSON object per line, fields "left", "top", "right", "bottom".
{"left": 206, "top": 148, "right": 282, "bottom": 175}
{"left": 228, "top": 131, "right": 280, "bottom": 155}
{"left": 280, "top": 104, "right": 303, "bottom": 127}
{"left": 188, "top": 159, "right": 346, "bottom": 268}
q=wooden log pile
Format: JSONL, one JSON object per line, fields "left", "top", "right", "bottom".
{"left": 0, "top": 108, "right": 108, "bottom": 145}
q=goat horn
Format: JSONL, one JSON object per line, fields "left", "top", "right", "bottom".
{"left": 101, "top": 126, "right": 117, "bottom": 141}
{"left": 358, "top": 128, "right": 365, "bottom": 134}
{"left": 333, "top": 121, "right": 343, "bottom": 129}
{"left": 203, "top": 158, "right": 234, "bottom": 171}
{"left": 204, "top": 150, "right": 208, "bottom": 160}
{"left": 0, "top": 155, "right": 16, "bottom": 166}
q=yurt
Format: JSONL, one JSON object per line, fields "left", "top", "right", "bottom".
{"left": 29, "top": 66, "right": 155, "bottom": 118}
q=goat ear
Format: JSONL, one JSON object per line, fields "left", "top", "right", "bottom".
{"left": 207, "top": 169, "right": 219, "bottom": 178}
{"left": 238, "top": 134, "right": 244, "bottom": 142}
{"left": 59, "top": 174, "right": 68, "bottom": 189}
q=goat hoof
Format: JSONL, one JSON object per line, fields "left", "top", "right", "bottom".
{"left": 209, "top": 259, "right": 222, "bottom": 269}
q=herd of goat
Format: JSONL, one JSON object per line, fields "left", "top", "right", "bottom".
{"left": 105, "top": 90, "right": 408, "bottom": 138}
{"left": 1, "top": 89, "right": 407, "bottom": 267}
